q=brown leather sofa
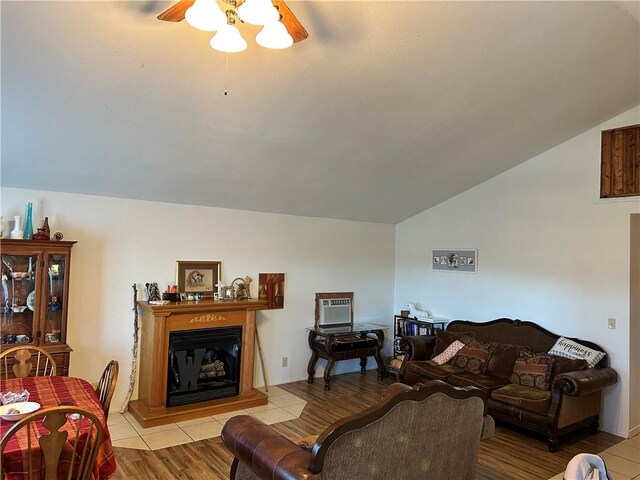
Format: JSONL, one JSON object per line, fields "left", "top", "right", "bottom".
{"left": 401, "top": 318, "right": 618, "bottom": 451}
{"left": 221, "top": 381, "right": 494, "bottom": 480}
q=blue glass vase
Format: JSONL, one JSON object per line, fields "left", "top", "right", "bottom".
{"left": 23, "top": 202, "right": 33, "bottom": 240}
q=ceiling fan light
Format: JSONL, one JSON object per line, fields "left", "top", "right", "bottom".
{"left": 256, "top": 20, "right": 293, "bottom": 49}
{"left": 185, "top": 0, "right": 226, "bottom": 31}
{"left": 210, "top": 24, "right": 248, "bottom": 53}
{"left": 236, "top": 0, "right": 279, "bottom": 26}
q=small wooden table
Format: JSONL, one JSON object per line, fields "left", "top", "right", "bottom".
{"left": 306, "top": 323, "right": 387, "bottom": 390}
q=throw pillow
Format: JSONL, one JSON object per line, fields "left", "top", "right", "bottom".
{"left": 487, "top": 343, "right": 532, "bottom": 378}
{"left": 448, "top": 341, "right": 493, "bottom": 374}
{"left": 551, "top": 355, "right": 588, "bottom": 376}
{"left": 510, "top": 351, "right": 555, "bottom": 390}
{"left": 548, "top": 337, "right": 606, "bottom": 368}
{"left": 432, "top": 340, "right": 466, "bottom": 365}
{"left": 432, "top": 329, "right": 476, "bottom": 356}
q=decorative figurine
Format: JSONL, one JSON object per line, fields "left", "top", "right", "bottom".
{"left": 50, "top": 296, "right": 61, "bottom": 312}
{"left": 232, "top": 277, "right": 247, "bottom": 300}
{"left": 53, "top": 232, "right": 63, "bottom": 241}
{"left": 145, "top": 282, "right": 161, "bottom": 302}
{"left": 406, "top": 302, "right": 432, "bottom": 319}
{"left": 244, "top": 276, "right": 253, "bottom": 299}
{"left": 33, "top": 217, "right": 51, "bottom": 240}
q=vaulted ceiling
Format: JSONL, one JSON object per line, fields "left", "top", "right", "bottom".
{"left": 2, "top": 1, "right": 639, "bottom": 223}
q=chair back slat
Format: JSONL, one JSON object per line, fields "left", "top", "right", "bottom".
{"left": 1, "top": 406, "right": 104, "bottom": 480}
{"left": 0, "top": 346, "right": 57, "bottom": 379}
{"left": 95, "top": 361, "right": 119, "bottom": 419}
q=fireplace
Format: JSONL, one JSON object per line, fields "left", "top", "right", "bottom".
{"left": 130, "top": 300, "right": 268, "bottom": 428}
{"left": 167, "top": 326, "right": 242, "bottom": 407}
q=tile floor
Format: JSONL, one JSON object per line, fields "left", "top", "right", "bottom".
{"left": 108, "top": 386, "right": 306, "bottom": 451}
{"left": 548, "top": 433, "right": 640, "bottom": 480}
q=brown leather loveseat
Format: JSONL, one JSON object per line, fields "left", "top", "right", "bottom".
{"left": 401, "top": 318, "right": 618, "bottom": 451}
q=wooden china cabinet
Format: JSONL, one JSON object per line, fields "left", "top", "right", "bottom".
{"left": 0, "top": 239, "right": 76, "bottom": 376}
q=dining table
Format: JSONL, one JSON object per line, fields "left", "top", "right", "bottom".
{"left": 0, "top": 376, "right": 117, "bottom": 480}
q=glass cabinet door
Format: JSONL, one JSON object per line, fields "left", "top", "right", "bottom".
{"left": 43, "top": 253, "right": 67, "bottom": 345}
{"left": 1, "top": 253, "right": 39, "bottom": 345}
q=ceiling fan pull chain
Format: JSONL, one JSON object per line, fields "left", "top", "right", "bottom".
{"left": 224, "top": 52, "right": 229, "bottom": 95}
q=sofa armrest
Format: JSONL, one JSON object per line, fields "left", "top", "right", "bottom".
{"left": 221, "top": 415, "right": 312, "bottom": 480}
{"left": 401, "top": 335, "right": 436, "bottom": 361}
{"left": 552, "top": 367, "right": 618, "bottom": 396}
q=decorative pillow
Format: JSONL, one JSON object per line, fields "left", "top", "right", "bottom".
{"left": 487, "top": 343, "right": 532, "bottom": 378}
{"left": 432, "top": 329, "right": 476, "bottom": 356}
{"left": 551, "top": 355, "right": 588, "bottom": 376}
{"left": 448, "top": 341, "right": 493, "bottom": 374}
{"left": 432, "top": 340, "right": 465, "bottom": 365}
{"left": 510, "top": 352, "right": 555, "bottom": 390}
{"left": 548, "top": 337, "right": 606, "bottom": 368}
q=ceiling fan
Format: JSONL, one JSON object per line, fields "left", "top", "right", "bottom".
{"left": 158, "top": 0, "right": 309, "bottom": 48}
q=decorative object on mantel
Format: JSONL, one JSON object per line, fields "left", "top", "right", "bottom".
{"left": 145, "top": 282, "right": 161, "bottom": 302}
{"left": 176, "top": 260, "right": 221, "bottom": 298}
{"left": 231, "top": 277, "right": 248, "bottom": 300}
{"left": 157, "top": 0, "right": 308, "bottom": 54}
{"left": 432, "top": 249, "right": 477, "bottom": 273}
{"left": 258, "top": 273, "right": 284, "bottom": 309}
{"left": 244, "top": 276, "right": 253, "bottom": 299}
{"left": 53, "top": 232, "right": 64, "bottom": 241}
{"left": 162, "top": 285, "right": 179, "bottom": 302}
{"left": 121, "top": 284, "right": 140, "bottom": 413}
{"left": 216, "top": 283, "right": 235, "bottom": 300}
{"left": 23, "top": 203, "right": 33, "bottom": 240}
{"left": 10, "top": 215, "right": 23, "bottom": 240}
{"left": 32, "top": 217, "right": 51, "bottom": 240}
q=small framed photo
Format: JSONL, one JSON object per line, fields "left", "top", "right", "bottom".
{"left": 176, "top": 261, "right": 221, "bottom": 297}
{"left": 433, "top": 256, "right": 440, "bottom": 264}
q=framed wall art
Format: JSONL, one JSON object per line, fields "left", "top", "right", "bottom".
{"left": 176, "top": 260, "right": 221, "bottom": 297}
{"left": 432, "top": 249, "right": 477, "bottom": 273}
{"left": 258, "top": 273, "right": 285, "bottom": 309}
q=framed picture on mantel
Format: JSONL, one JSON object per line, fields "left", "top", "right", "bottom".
{"left": 176, "top": 260, "right": 221, "bottom": 297}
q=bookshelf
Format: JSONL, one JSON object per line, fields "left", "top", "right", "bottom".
{"left": 388, "top": 314, "right": 448, "bottom": 379}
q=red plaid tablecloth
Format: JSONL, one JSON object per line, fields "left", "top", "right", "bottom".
{"left": 0, "top": 376, "right": 116, "bottom": 479}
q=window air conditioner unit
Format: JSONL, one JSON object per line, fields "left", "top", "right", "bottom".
{"left": 318, "top": 296, "right": 353, "bottom": 327}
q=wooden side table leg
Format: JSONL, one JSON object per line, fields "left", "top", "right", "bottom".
{"left": 359, "top": 356, "right": 367, "bottom": 374}
{"left": 324, "top": 358, "right": 335, "bottom": 391}
{"left": 307, "top": 350, "right": 318, "bottom": 384}
{"left": 374, "top": 330, "right": 385, "bottom": 380}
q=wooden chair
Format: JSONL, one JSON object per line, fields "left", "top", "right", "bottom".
{"left": 95, "top": 360, "right": 118, "bottom": 419}
{"left": 0, "top": 346, "right": 57, "bottom": 379}
{"left": 0, "top": 406, "right": 103, "bottom": 480}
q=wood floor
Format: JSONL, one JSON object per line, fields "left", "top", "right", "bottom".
{"left": 112, "top": 371, "right": 622, "bottom": 480}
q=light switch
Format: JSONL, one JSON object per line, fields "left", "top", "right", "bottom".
{"left": 607, "top": 318, "right": 616, "bottom": 330}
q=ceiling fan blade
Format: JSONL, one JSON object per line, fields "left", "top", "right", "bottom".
{"left": 158, "top": 0, "right": 194, "bottom": 22}
{"left": 273, "top": 0, "right": 309, "bottom": 43}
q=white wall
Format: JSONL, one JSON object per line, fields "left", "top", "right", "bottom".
{"left": 0, "top": 189, "right": 396, "bottom": 412}
{"left": 394, "top": 106, "right": 640, "bottom": 437}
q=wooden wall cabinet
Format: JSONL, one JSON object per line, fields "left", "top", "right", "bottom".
{"left": 601, "top": 124, "right": 640, "bottom": 198}
{"left": 0, "top": 239, "right": 76, "bottom": 376}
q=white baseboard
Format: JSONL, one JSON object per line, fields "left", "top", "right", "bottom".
{"left": 629, "top": 424, "right": 640, "bottom": 438}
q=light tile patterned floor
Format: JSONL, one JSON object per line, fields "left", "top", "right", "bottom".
{"left": 547, "top": 433, "right": 640, "bottom": 480}
{"left": 109, "top": 386, "right": 306, "bottom": 451}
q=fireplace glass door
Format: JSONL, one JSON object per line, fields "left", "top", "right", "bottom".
{"left": 167, "top": 326, "right": 242, "bottom": 407}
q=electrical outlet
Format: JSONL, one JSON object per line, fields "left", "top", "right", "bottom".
{"left": 281, "top": 356, "right": 288, "bottom": 368}
{"left": 607, "top": 318, "right": 616, "bottom": 330}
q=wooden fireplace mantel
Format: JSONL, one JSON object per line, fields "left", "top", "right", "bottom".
{"left": 128, "top": 299, "right": 268, "bottom": 428}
